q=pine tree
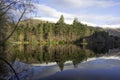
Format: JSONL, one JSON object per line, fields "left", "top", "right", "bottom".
{"left": 57, "top": 15, "right": 65, "bottom": 24}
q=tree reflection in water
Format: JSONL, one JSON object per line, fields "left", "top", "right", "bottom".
{"left": 0, "top": 44, "right": 117, "bottom": 79}
{"left": 5, "top": 44, "right": 95, "bottom": 70}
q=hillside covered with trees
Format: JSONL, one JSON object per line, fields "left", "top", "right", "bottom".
{"left": 9, "top": 15, "right": 101, "bottom": 44}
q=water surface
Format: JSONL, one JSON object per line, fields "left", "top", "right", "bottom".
{"left": 1, "top": 44, "right": 120, "bottom": 80}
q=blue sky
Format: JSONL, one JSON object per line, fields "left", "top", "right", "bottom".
{"left": 31, "top": 0, "right": 120, "bottom": 28}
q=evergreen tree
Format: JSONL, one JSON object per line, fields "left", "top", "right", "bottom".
{"left": 57, "top": 15, "right": 65, "bottom": 24}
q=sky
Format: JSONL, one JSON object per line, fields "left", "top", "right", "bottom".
{"left": 30, "top": 0, "right": 120, "bottom": 28}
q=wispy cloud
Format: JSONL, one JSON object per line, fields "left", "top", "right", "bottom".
{"left": 34, "top": 3, "right": 75, "bottom": 19}
{"left": 9, "top": 0, "right": 120, "bottom": 28}
{"left": 29, "top": 1, "right": 120, "bottom": 28}
{"left": 33, "top": 3, "right": 120, "bottom": 24}
{"left": 53, "top": 0, "right": 120, "bottom": 8}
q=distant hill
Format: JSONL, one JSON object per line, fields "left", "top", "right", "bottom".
{"left": 105, "top": 29, "right": 120, "bottom": 37}
{"left": 19, "top": 19, "right": 48, "bottom": 26}
{"left": 21, "top": 19, "right": 120, "bottom": 37}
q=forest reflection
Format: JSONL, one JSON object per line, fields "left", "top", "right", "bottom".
{"left": 3, "top": 44, "right": 108, "bottom": 71}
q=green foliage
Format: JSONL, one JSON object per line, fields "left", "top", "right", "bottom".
{"left": 9, "top": 15, "right": 101, "bottom": 44}
{"left": 57, "top": 15, "right": 65, "bottom": 24}
{"left": 59, "top": 41, "right": 65, "bottom": 44}
{"left": 4, "top": 41, "right": 10, "bottom": 46}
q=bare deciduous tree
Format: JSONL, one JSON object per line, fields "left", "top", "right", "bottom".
{"left": 0, "top": 0, "right": 33, "bottom": 45}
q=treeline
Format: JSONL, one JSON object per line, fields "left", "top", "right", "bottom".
{"left": 79, "top": 31, "right": 120, "bottom": 53}
{"left": 9, "top": 15, "right": 101, "bottom": 43}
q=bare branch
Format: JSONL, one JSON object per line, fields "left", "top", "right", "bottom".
{"left": 0, "top": 1, "right": 16, "bottom": 11}
{"left": 1, "top": 8, "right": 27, "bottom": 44}
{"left": 0, "top": 6, "right": 11, "bottom": 18}
{"left": 0, "top": 0, "right": 33, "bottom": 45}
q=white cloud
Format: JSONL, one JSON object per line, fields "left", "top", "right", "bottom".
{"left": 33, "top": 17, "right": 73, "bottom": 24}
{"left": 77, "top": 14, "right": 120, "bottom": 25}
{"left": 32, "top": 2, "right": 120, "bottom": 28}
{"left": 34, "top": 3, "right": 75, "bottom": 19}
{"left": 54, "top": 0, "right": 120, "bottom": 8}
{"left": 33, "top": 17, "right": 120, "bottom": 28}
{"left": 100, "top": 24, "right": 120, "bottom": 29}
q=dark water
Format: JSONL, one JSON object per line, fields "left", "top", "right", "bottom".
{"left": 1, "top": 44, "right": 120, "bottom": 80}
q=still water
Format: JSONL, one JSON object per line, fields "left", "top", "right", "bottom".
{"left": 1, "top": 44, "right": 120, "bottom": 80}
